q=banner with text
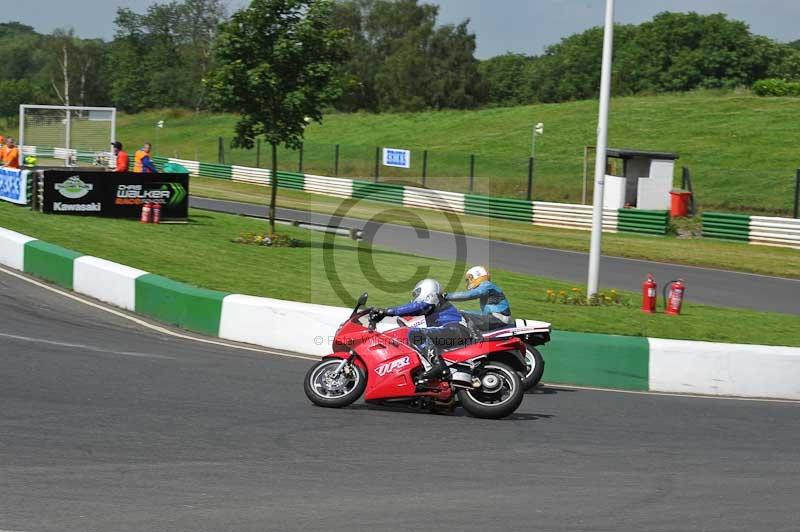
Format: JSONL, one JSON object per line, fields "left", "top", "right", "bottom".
{"left": 382, "top": 148, "right": 411, "bottom": 169}
{"left": 41, "top": 170, "right": 189, "bottom": 219}
{"left": 0, "top": 168, "right": 28, "bottom": 205}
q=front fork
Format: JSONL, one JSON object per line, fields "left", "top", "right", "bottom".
{"left": 331, "top": 350, "right": 357, "bottom": 378}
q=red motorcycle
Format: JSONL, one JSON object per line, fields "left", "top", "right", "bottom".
{"left": 303, "top": 293, "right": 529, "bottom": 419}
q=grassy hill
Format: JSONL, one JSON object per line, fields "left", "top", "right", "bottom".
{"left": 119, "top": 91, "right": 800, "bottom": 216}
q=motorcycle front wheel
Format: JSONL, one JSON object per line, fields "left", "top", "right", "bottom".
{"left": 521, "top": 347, "right": 545, "bottom": 390}
{"left": 457, "top": 361, "right": 524, "bottom": 419}
{"left": 304, "top": 359, "right": 366, "bottom": 408}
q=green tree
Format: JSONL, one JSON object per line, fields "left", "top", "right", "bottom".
{"left": 107, "top": 1, "right": 227, "bottom": 112}
{"left": 524, "top": 12, "right": 799, "bottom": 103}
{"left": 0, "top": 79, "right": 41, "bottom": 119}
{"left": 206, "top": 0, "right": 348, "bottom": 233}
{"left": 479, "top": 53, "right": 537, "bottom": 106}
{"left": 331, "top": 0, "right": 481, "bottom": 112}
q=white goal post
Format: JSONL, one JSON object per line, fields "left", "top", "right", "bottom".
{"left": 19, "top": 104, "right": 117, "bottom": 166}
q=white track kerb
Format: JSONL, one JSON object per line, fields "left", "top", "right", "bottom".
{"left": 0, "top": 227, "right": 35, "bottom": 270}
{"left": 1, "top": 224, "right": 799, "bottom": 400}
{"left": 73, "top": 257, "right": 147, "bottom": 311}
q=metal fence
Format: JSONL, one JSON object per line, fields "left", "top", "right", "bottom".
{"left": 217, "top": 139, "right": 543, "bottom": 200}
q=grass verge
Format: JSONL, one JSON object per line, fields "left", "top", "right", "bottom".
{"left": 0, "top": 202, "right": 798, "bottom": 346}
{"left": 190, "top": 176, "right": 800, "bottom": 279}
{"left": 120, "top": 91, "right": 800, "bottom": 215}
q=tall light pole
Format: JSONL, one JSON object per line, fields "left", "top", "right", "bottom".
{"left": 587, "top": 0, "right": 615, "bottom": 297}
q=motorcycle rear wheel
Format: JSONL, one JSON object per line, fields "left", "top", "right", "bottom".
{"left": 522, "top": 347, "right": 545, "bottom": 390}
{"left": 304, "top": 359, "right": 366, "bottom": 408}
{"left": 457, "top": 361, "right": 524, "bottom": 419}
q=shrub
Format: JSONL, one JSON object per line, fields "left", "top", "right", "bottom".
{"left": 232, "top": 231, "right": 301, "bottom": 248}
{"left": 545, "top": 287, "right": 630, "bottom": 307}
{"left": 752, "top": 78, "right": 800, "bottom": 97}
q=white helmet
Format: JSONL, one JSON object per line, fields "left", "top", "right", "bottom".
{"left": 465, "top": 265, "right": 490, "bottom": 289}
{"left": 411, "top": 278, "right": 441, "bottom": 305}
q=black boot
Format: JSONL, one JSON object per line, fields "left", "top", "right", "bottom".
{"left": 419, "top": 352, "right": 448, "bottom": 381}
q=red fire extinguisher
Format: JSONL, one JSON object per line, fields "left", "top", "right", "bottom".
{"left": 641, "top": 274, "right": 657, "bottom": 313}
{"left": 152, "top": 202, "right": 162, "bottom": 224}
{"left": 140, "top": 202, "right": 152, "bottom": 224}
{"left": 664, "top": 279, "right": 686, "bottom": 316}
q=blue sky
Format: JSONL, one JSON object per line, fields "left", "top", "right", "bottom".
{"left": 10, "top": 0, "right": 800, "bottom": 58}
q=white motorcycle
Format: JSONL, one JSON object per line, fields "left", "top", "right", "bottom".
{"left": 396, "top": 314, "right": 551, "bottom": 391}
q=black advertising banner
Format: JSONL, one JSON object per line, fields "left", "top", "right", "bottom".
{"left": 41, "top": 171, "right": 189, "bottom": 219}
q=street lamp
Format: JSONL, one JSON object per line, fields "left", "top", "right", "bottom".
{"left": 587, "top": 0, "right": 615, "bottom": 298}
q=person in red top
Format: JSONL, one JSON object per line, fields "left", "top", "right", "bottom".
{"left": 1, "top": 137, "right": 20, "bottom": 169}
{"left": 111, "top": 141, "right": 129, "bottom": 172}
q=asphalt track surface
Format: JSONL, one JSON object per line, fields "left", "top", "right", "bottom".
{"left": 190, "top": 196, "right": 800, "bottom": 315}
{"left": 2, "top": 268, "right": 800, "bottom": 532}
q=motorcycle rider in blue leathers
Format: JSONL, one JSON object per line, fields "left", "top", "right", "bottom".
{"left": 446, "top": 266, "right": 513, "bottom": 327}
{"left": 373, "top": 278, "right": 471, "bottom": 381}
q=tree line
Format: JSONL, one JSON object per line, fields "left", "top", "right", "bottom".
{"left": 2, "top": 1, "right": 800, "bottom": 119}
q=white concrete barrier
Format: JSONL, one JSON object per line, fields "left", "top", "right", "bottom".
{"left": 219, "top": 294, "right": 353, "bottom": 357}
{"left": 403, "top": 186, "right": 465, "bottom": 213}
{"left": 232, "top": 165, "right": 272, "bottom": 186}
{"left": 73, "top": 256, "right": 148, "bottom": 311}
{"left": 532, "top": 201, "right": 619, "bottom": 232}
{"left": 749, "top": 216, "right": 800, "bottom": 249}
{"left": 304, "top": 173, "right": 353, "bottom": 198}
{"left": 0, "top": 228, "right": 36, "bottom": 270}
{"left": 648, "top": 338, "right": 800, "bottom": 400}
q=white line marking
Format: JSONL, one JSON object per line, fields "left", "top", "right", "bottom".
{"left": 0, "top": 332, "right": 174, "bottom": 360}
{"left": 542, "top": 383, "right": 800, "bottom": 405}
{"left": 1, "top": 265, "right": 796, "bottom": 405}
{"left": 0, "top": 265, "right": 317, "bottom": 362}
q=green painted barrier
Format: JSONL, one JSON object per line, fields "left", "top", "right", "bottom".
{"left": 618, "top": 209, "right": 670, "bottom": 235}
{"left": 540, "top": 330, "right": 649, "bottom": 390}
{"left": 352, "top": 180, "right": 404, "bottom": 205}
{"left": 702, "top": 212, "right": 751, "bottom": 242}
{"left": 199, "top": 161, "right": 233, "bottom": 180}
{"left": 134, "top": 274, "right": 228, "bottom": 336}
{"left": 464, "top": 194, "right": 533, "bottom": 222}
{"left": 23, "top": 241, "right": 83, "bottom": 289}
{"left": 277, "top": 171, "right": 305, "bottom": 191}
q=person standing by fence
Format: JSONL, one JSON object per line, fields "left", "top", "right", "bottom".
{"left": 111, "top": 141, "right": 130, "bottom": 172}
{"left": 133, "top": 143, "right": 158, "bottom": 173}
{"left": 1, "top": 137, "right": 19, "bottom": 169}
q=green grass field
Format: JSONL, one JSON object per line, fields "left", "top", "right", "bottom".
{"left": 1, "top": 202, "right": 797, "bottom": 346}
{"left": 118, "top": 91, "right": 800, "bottom": 216}
{"left": 192, "top": 176, "right": 800, "bottom": 279}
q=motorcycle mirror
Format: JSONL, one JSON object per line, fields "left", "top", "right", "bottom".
{"left": 351, "top": 292, "right": 369, "bottom": 316}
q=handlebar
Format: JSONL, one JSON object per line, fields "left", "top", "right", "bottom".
{"left": 349, "top": 306, "right": 380, "bottom": 330}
